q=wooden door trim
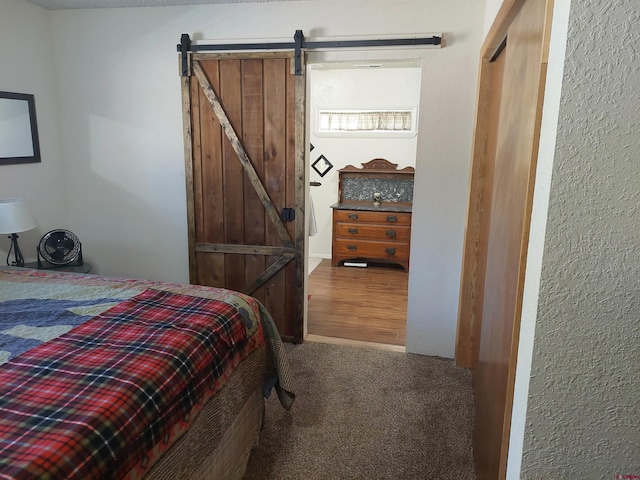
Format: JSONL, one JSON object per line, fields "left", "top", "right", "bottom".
{"left": 455, "top": 0, "right": 552, "bottom": 366}
{"left": 499, "top": 6, "right": 553, "bottom": 476}
{"left": 192, "top": 51, "right": 294, "bottom": 62}
{"left": 180, "top": 74, "right": 197, "bottom": 284}
{"left": 195, "top": 243, "right": 296, "bottom": 256}
{"left": 455, "top": 0, "right": 530, "bottom": 368}
{"left": 292, "top": 64, "right": 306, "bottom": 342}
{"left": 456, "top": 0, "right": 554, "bottom": 478}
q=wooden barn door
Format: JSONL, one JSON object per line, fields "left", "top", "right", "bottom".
{"left": 181, "top": 53, "right": 305, "bottom": 341}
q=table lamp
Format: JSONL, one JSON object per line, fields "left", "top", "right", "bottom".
{"left": 0, "top": 198, "right": 37, "bottom": 267}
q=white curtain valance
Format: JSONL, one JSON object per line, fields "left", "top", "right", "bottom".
{"left": 318, "top": 110, "right": 413, "bottom": 132}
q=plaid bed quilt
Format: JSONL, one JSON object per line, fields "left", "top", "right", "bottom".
{"left": 0, "top": 287, "right": 262, "bottom": 479}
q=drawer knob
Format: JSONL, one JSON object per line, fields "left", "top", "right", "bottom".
{"left": 385, "top": 247, "right": 396, "bottom": 256}
{"left": 386, "top": 230, "right": 396, "bottom": 238}
{"left": 348, "top": 213, "right": 359, "bottom": 220}
{"left": 347, "top": 245, "right": 358, "bottom": 251}
{"left": 348, "top": 228, "right": 359, "bottom": 234}
{"left": 386, "top": 215, "right": 398, "bottom": 223}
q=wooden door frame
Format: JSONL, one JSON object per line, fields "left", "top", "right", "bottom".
{"left": 455, "top": 0, "right": 554, "bottom": 478}
{"left": 177, "top": 29, "right": 447, "bottom": 345}
{"left": 455, "top": 0, "right": 553, "bottom": 367}
{"left": 177, "top": 31, "right": 442, "bottom": 344}
{"left": 180, "top": 51, "right": 307, "bottom": 342}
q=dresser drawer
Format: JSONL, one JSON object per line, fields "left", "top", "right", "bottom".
{"left": 335, "top": 223, "right": 411, "bottom": 242}
{"left": 333, "top": 210, "right": 411, "bottom": 226}
{"left": 332, "top": 208, "right": 411, "bottom": 270}
{"left": 334, "top": 238, "right": 410, "bottom": 261}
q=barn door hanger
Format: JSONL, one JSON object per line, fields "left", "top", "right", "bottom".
{"left": 179, "top": 33, "right": 191, "bottom": 77}
{"left": 178, "top": 30, "right": 442, "bottom": 77}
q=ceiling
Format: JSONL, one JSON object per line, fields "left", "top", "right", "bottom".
{"left": 22, "top": 0, "right": 308, "bottom": 9}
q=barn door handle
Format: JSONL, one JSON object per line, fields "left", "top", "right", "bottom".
{"left": 348, "top": 213, "right": 359, "bottom": 220}
{"left": 385, "top": 247, "right": 396, "bottom": 256}
{"left": 386, "top": 215, "right": 397, "bottom": 223}
{"left": 347, "top": 245, "right": 358, "bottom": 251}
{"left": 386, "top": 230, "right": 396, "bottom": 238}
{"left": 282, "top": 207, "right": 296, "bottom": 222}
{"left": 348, "top": 228, "right": 358, "bottom": 234}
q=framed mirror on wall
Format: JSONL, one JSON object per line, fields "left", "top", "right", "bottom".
{"left": 0, "top": 91, "right": 41, "bottom": 165}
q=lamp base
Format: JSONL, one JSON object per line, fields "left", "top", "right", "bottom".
{"left": 6, "top": 233, "right": 25, "bottom": 267}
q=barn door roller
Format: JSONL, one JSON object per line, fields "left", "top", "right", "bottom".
{"left": 178, "top": 30, "right": 442, "bottom": 76}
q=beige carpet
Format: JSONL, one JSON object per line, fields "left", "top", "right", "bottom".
{"left": 244, "top": 341, "right": 475, "bottom": 479}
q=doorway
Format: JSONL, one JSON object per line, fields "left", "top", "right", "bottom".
{"left": 305, "top": 61, "right": 421, "bottom": 348}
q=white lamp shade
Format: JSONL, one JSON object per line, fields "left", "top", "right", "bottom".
{"left": 0, "top": 198, "right": 37, "bottom": 234}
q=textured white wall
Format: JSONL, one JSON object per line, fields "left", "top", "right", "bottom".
{"left": 0, "top": 0, "right": 69, "bottom": 262}
{"left": 521, "top": 0, "right": 640, "bottom": 477}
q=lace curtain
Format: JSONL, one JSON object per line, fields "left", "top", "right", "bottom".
{"left": 318, "top": 110, "right": 413, "bottom": 132}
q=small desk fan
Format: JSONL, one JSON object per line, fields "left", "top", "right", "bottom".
{"left": 37, "top": 229, "right": 83, "bottom": 269}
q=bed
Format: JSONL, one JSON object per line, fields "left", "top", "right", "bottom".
{"left": 0, "top": 267, "right": 294, "bottom": 479}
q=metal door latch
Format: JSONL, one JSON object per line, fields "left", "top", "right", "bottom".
{"left": 282, "top": 208, "right": 296, "bottom": 222}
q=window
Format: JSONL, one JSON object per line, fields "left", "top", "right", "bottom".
{"left": 314, "top": 108, "right": 418, "bottom": 137}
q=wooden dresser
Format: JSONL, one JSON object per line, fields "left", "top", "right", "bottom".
{"left": 331, "top": 159, "right": 414, "bottom": 270}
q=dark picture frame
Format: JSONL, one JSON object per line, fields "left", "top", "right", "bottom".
{"left": 0, "top": 91, "right": 41, "bottom": 165}
{"left": 312, "top": 154, "right": 333, "bottom": 177}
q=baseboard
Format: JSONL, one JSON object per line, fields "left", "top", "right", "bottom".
{"left": 304, "top": 334, "right": 406, "bottom": 353}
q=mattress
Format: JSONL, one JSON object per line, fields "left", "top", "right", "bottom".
{"left": 0, "top": 268, "right": 294, "bottom": 479}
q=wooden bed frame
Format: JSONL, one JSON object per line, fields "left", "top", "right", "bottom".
{"left": 144, "top": 347, "right": 267, "bottom": 479}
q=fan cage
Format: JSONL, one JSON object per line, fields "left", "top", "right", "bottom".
{"left": 38, "top": 229, "right": 82, "bottom": 266}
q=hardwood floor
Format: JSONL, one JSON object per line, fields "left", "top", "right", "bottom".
{"left": 307, "top": 259, "right": 408, "bottom": 346}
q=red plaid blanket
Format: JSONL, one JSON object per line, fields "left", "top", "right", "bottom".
{"left": 0, "top": 288, "right": 263, "bottom": 479}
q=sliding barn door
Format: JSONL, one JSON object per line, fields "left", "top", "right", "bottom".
{"left": 181, "top": 53, "right": 305, "bottom": 341}
{"left": 456, "top": 0, "right": 553, "bottom": 478}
